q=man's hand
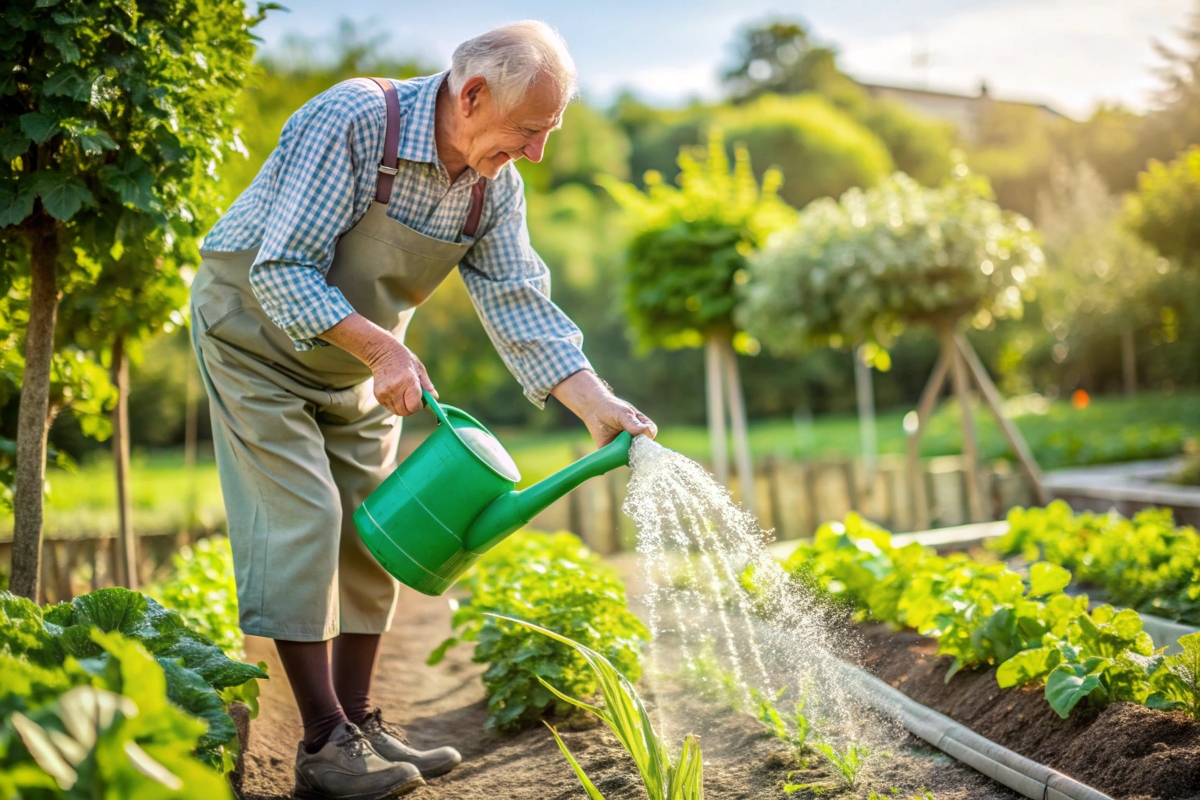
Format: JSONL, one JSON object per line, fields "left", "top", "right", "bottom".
{"left": 318, "top": 312, "right": 435, "bottom": 416}
{"left": 365, "top": 340, "right": 435, "bottom": 416}
{"left": 551, "top": 370, "right": 657, "bottom": 448}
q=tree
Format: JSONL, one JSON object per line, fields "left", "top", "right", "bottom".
{"left": 1128, "top": 146, "right": 1200, "bottom": 268}
{"left": 1146, "top": 0, "right": 1200, "bottom": 156}
{"left": 601, "top": 132, "right": 796, "bottom": 506}
{"left": 740, "top": 169, "right": 1048, "bottom": 525}
{"left": 713, "top": 95, "right": 893, "bottom": 209}
{"left": 0, "top": 1, "right": 266, "bottom": 600}
{"left": 1036, "top": 159, "right": 1165, "bottom": 396}
{"left": 721, "top": 19, "right": 858, "bottom": 105}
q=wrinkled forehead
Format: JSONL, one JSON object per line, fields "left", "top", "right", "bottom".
{"left": 507, "top": 73, "right": 568, "bottom": 127}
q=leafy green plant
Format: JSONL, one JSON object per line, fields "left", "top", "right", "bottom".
{"left": 492, "top": 613, "right": 703, "bottom": 800}
{"left": 0, "top": 629, "right": 235, "bottom": 798}
{"left": 750, "top": 686, "right": 811, "bottom": 762}
{"left": 428, "top": 531, "right": 648, "bottom": 731}
{"left": 1, "top": 588, "right": 266, "bottom": 772}
{"left": 148, "top": 537, "right": 244, "bottom": 659}
{"left": 780, "top": 511, "right": 1190, "bottom": 721}
{"left": 813, "top": 741, "right": 868, "bottom": 787}
{"left": 996, "top": 605, "right": 1162, "bottom": 718}
{"left": 1148, "top": 631, "right": 1200, "bottom": 719}
{"left": 994, "top": 502, "right": 1200, "bottom": 624}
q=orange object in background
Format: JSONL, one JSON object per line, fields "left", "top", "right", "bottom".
{"left": 1072, "top": 389, "right": 1090, "bottom": 409}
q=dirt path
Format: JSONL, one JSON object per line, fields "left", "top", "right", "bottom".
{"left": 237, "top": 587, "right": 1018, "bottom": 800}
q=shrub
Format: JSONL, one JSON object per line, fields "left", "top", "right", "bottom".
{"left": 148, "top": 537, "right": 244, "bottom": 659}
{"left": 428, "top": 531, "right": 648, "bottom": 731}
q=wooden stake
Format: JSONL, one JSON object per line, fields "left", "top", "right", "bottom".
{"left": 721, "top": 338, "right": 756, "bottom": 514}
{"left": 941, "top": 330, "right": 986, "bottom": 523}
{"left": 954, "top": 333, "right": 1050, "bottom": 505}
{"left": 906, "top": 351, "right": 950, "bottom": 531}
{"left": 1120, "top": 327, "right": 1137, "bottom": 398}
{"left": 705, "top": 336, "right": 729, "bottom": 486}
{"left": 111, "top": 335, "right": 139, "bottom": 590}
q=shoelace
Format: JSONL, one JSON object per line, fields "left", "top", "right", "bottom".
{"left": 361, "top": 709, "right": 410, "bottom": 745}
{"left": 332, "top": 727, "right": 370, "bottom": 759}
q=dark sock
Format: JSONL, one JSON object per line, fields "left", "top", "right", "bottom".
{"left": 275, "top": 639, "right": 348, "bottom": 753}
{"left": 332, "top": 633, "right": 383, "bottom": 726}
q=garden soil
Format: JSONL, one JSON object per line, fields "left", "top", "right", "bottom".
{"left": 237, "top": 587, "right": 1018, "bottom": 799}
{"left": 858, "top": 623, "right": 1200, "bottom": 800}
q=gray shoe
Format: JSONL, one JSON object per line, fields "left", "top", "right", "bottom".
{"left": 358, "top": 708, "right": 462, "bottom": 779}
{"left": 294, "top": 722, "right": 425, "bottom": 799}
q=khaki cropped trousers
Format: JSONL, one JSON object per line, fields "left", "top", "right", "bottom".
{"left": 192, "top": 319, "right": 401, "bottom": 641}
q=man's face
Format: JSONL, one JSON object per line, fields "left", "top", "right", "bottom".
{"left": 461, "top": 74, "right": 564, "bottom": 179}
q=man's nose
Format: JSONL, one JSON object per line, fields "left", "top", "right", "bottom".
{"left": 522, "top": 130, "right": 550, "bottom": 163}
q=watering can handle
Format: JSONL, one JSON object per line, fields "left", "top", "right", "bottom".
{"left": 422, "top": 390, "right": 451, "bottom": 428}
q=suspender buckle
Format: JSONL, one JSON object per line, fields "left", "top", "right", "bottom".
{"left": 377, "top": 164, "right": 398, "bottom": 176}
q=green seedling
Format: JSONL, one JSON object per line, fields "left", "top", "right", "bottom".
{"left": 1149, "top": 631, "right": 1200, "bottom": 720}
{"left": 749, "top": 685, "right": 811, "bottom": 761}
{"left": 814, "top": 741, "right": 868, "bottom": 787}
{"left": 489, "top": 613, "right": 704, "bottom": 800}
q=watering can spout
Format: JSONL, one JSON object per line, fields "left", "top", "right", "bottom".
{"left": 464, "top": 431, "right": 634, "bottom": 554}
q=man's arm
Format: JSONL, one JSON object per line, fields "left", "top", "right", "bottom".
{"left": 248, "top": 81, "right": 383, "bottom": 349}
{"left": 318, "top": 312, "right": 433, "bottom": 417}
{"left": 459, "top": 174, "right": 655, "bottom": 446}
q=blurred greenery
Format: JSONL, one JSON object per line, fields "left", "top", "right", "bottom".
{"left": 7, "top": 390, "right": 1198, "bottom": 540}
{"left": 9, "top": 5, "right": 1200, "bottom": 502}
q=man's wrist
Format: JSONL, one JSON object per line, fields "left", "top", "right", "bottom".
{"left": 551, "top": 370, "right": 612, "bottom": 418}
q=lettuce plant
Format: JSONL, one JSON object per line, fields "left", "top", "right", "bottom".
{"left": 996, "top": 605, "right": 1163, "bottom": 718}
{"left": 1148, "top": 631, "right": 1200, "bottom": 720}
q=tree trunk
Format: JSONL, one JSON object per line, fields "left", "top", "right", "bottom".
{"left": 183, "top": 347, "right": 199, "bottom": 535}
{"left": 940, "top": 328, "right": 986, "bottom": 523}
{"left": 10, "top": 221, "right": 60, "bottom": 600}
{"left": 721, "top": 338, "right": 755, "bottom": 515}
{"left": 705, "top": 336, "right": 729, "bottom": 486}
{"left": 1120, "top": 327, "right": 1137, "bottom": 398}
{"left": 854, "top": 346, "right": 878, "bottom": 483}
{"left": 906, "top": 351, "right": 950, "bottom": 532}
{"left": 111, "top": 335, "right": 138, "bottom": 590}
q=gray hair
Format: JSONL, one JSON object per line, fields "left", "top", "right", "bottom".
{"left": 448, "top": 21, "right": 577, "bottom": 113}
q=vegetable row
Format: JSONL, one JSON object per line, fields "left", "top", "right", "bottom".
{"left": 991, "top": 500, "right": 1200, "bottom": 625}
{"left": 773, "top": 512, "right": 1200, "bottom": 721}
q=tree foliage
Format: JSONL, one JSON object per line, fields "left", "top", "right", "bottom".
{"left": 601, "top": 131, "right": 796, "bottom": 350}
{"left": 1128, "top": 145, "right": 1200, "bottom": 267}
{"left": 741, "top": 170, "right": 1044, "bottom": 356}
{"left": 721, "top": 18, "right": 857, "bottom": 104}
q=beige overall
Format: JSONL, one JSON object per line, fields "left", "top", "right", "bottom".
{"left": 190, "top": 78, "right": 485, "bottom": 641}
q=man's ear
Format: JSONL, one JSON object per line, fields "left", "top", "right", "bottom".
{"left": 460, "top": 76, "right": 488, "bottom": 117}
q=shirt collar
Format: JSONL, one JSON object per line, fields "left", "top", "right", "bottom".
{"left": 397, "top": 71, "right": 445, "bottom": 165}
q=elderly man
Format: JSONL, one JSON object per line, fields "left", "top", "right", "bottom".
{"left": 192, "top": 20, "right": 655, "bottom": 799}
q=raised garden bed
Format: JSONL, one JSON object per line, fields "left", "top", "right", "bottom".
{"left": 857, "top": 624, "right": 1200, "bottom": 800}
{"left": 1045, "top": 459, "right": 1200, "bottom": 527}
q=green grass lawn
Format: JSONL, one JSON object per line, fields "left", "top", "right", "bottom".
{"left": 5, "top": 390, "right": 1198, "bottom": 539}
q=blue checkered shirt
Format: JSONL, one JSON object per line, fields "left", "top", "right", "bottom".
{"left": 202, "top": 72, "right": 590, "bottom": 407}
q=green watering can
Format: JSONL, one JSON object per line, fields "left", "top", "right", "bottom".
{"left": 354, "top": 391, "right": 634, "bottom": 596}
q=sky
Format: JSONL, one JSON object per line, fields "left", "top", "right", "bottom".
{"left": 252, "top": 0, "right": 1193, "bottom": 119}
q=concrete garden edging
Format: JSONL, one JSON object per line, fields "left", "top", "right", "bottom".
{"left": 830, "top": 658, "right": 1114, "bottom": 800}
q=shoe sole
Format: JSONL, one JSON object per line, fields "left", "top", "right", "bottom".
{"left": 419, "top": 756, "right": 461, "bottom": 780}
{"left": 294, "top": 771, "right": 425, "bottom": 800}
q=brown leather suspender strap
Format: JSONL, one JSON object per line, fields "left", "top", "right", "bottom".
{"left": 370, "top": 76, "right": 487, "bottom": 238}
{"left": 369, "top": 77, "right": 400, "bottom": 204}
{"left": 463, "top": 179, "right": 487, "bottom": 239}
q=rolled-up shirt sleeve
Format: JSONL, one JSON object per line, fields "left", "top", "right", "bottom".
{"left": 459, "top": 178, "right": 593, "bottom": 408}
{"left": 248, "top": 86, "right": 379, "bottom": 349}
